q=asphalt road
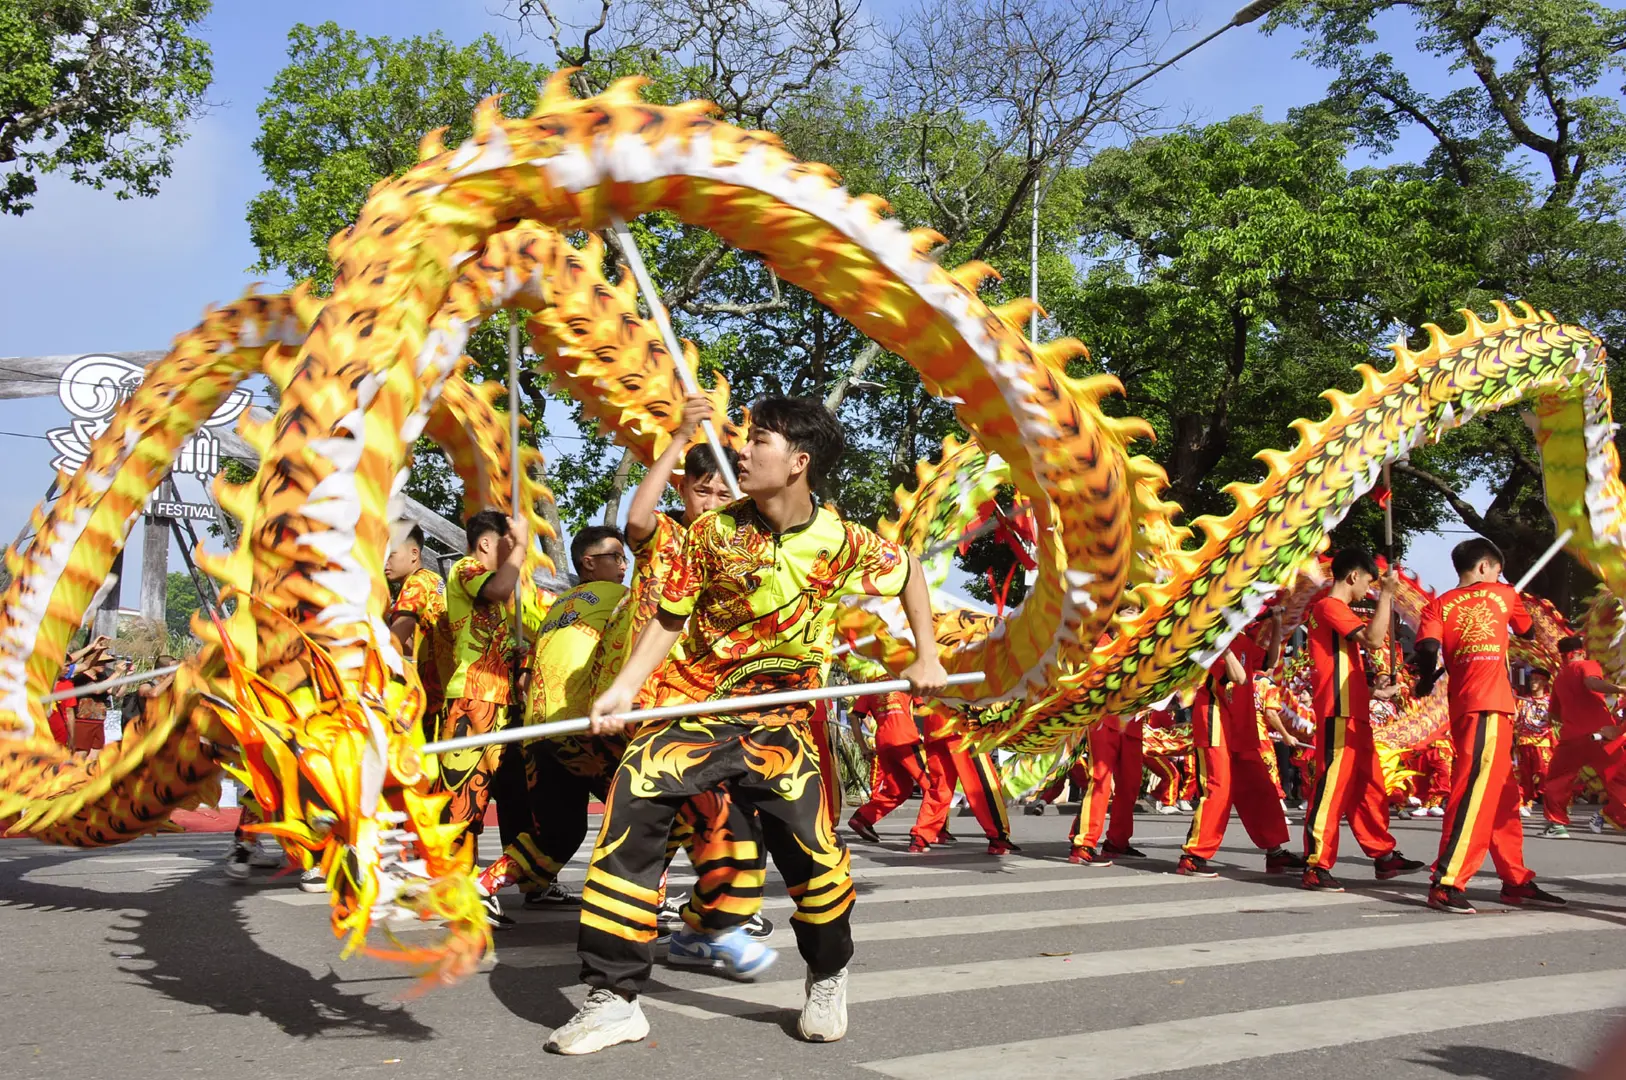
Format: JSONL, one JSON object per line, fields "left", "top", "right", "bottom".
{"left": 2, "top": 807, "right": 1622, "bottom": 1080}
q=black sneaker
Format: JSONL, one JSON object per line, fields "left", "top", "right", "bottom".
{"left": 1301, "top": 867, "right": 1344, "bottom": 892}
{"left": 1101, "top": 842, "right": 1147, "bottom": 859}
{"left": 1427, "top": 885, "right": 1476, "bottom": 914}
{"left": 524, "top": 881, "right": 581, "bottom": 908}
{"left": 481, "top": 892, "right": 516, "bottom": 930}
{"left": 1373, "top": 851, "right": 1425, "bottom": 880}
{"left": 1175, "top": 854, "right": 1219, "bottom": 878}
{"left": 223, "top": 842, "right": 252, "bottom": 884}
{"left": 1023, "top": 802, "right": 1047, "bottom": 816}
{"left": 847, "top": 815, "right": 880, "bottom": 843}
{"left": 1264, "top": 847, "right": 1307, "bottom": 874}
{"left": 1500, "top": 881, "right": 1567, "bottom": 909}
{"left": 742, "top": 911, "right": 774, "bottom": 939}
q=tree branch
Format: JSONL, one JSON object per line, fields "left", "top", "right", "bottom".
{"left": 1391, "top": 460, "right": 1491, "bottom": 534}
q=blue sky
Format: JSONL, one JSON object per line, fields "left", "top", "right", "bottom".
{"left": 0, "top": 0, "right": 1483, "bottom": 604}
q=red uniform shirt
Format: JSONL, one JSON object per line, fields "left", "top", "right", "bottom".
{"left": 1553, "top": 657, "right": 1613, "bottom": 738}
{"left": 855, "top": 691, "right": 919, "bottom": 749}
{"left": 1417, "top": 582, "right": 1532, "bottom": 720}
{"left": 1193, "top": 635, "right": 1266, "bottom": 748}
{"left": 1305, "top": 596, "right": 1370, "bottom": 722}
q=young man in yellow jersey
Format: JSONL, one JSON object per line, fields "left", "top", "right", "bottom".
{"left": 384, "top": 524, "right": 452, "bottom": 734}
{"left": 547, "top": 396, "right": 945, "bottom": 1054}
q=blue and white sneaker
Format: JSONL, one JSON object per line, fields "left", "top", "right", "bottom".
{"left": 666, "top": 926, "right": 778, "bottom": 980}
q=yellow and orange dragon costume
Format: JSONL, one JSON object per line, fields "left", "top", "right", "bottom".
{"left": 1, "top": 75, "right": 1623, "bottom": 984}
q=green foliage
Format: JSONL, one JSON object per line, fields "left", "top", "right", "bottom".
{"left": 0, "top": 0, "right": 214, "bottom": 215}
{"left": 164, "top": 570, "right": 200, "bottom": 639}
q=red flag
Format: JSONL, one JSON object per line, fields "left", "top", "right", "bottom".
{"left": 1369, "top": 484, "right": 1392, "bottom": 509}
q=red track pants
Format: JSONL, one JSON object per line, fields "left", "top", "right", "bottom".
{"left": 1146, "top": 756, "right": 1181, "bottom": 804}
{"left": 810, "top": 710, "right": 842, "bottom": 825}
{"left": 1542, "top": 734, "right": 1626, "bottom": 826}
{"left": 1433, "top": 712, "right": 1535, "bottom": 890}
{"left": 915, "top": 735, "right": 1011, "bottom": 843}
{"left": 1184, "top": 726, "right": 1289, "bottom": 859}
{"left": 1302, "top": 714, "right": 1396, "bottom": 870}
{"left": 852, "top": 742, "right": 929, "bottom": 830}
{"left": 1071, "top": 723, "right": 1143, "bottom": 851}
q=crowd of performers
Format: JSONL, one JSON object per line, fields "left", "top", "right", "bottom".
{"left": 201, "top": 393, "right": 1624, "bottom": 1055}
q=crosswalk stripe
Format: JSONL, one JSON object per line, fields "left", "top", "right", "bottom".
{"left": 492, "top": 882, "right": 1374, "bottom": 971}
{"left": 858, "top": 968, "right": 1626, "bottom": 1079}
{"left": 644, "top": 909, "right": 1621, "bottom": 1019}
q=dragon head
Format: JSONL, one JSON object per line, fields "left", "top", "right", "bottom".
{"left": 204, "top": 624, "right": 490, "bottom": 985}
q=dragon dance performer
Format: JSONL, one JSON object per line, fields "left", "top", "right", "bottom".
{"left": 437, "top": 510, "right": 543, "bottom": 851}
{"left": 384, "top": 524, "right": 453, "bottom": 740}
{"left": 475, "top": 527, "right": 629, "bottom": 925}
{"left": 1299, "top": 549, "right": 1424, "bottom": 891}
{"left": 846, "top": 690, "right": 934, "bottom": 844}
{"left": 1176, "top": 610, "right": 1305, "bottom": 879}
{"left": 1541, "top": 636, "right": 1626, "bottom": 838}
{"left": 1514, "top": 670, "right": 1554, "bottom": 814}
{"left": 547, "top": 396, "right": 945, "bottom": 1055}
{"left": 1414, "top": 538, "right": 1566, "bottom": 914}
{"left": 1066, "top": 709, "right": 1146, "bottom": 866}
{"left": 914, "top": 699, "right": 1019, "bottom": 855}
{"left": 1142, "top": 707, "right": 1189, "bottom": 814}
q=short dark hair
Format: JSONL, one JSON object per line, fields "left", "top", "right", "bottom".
{"left": 571, "top": 524, "right": 625, "bottom": 577}
{"left": 464, "top": 509, "right": 509, "bottom": 551}
{"left": 1451, "top": 536, "right": 1505, "bottom": 575}
{"left": 403, "top": 523, "right": 425, "bottom": 549}
{"left": 750, "top": 395, "right": 845, "bottom": 490}
{"left": 1330, "top": 547, "right": 1380, "bottom": 580}
{"left": 683, "top": 442, "right": 740, "bottom": 485}
{"left": 1560, "top": 635, "right": 1585, "bottom": 654}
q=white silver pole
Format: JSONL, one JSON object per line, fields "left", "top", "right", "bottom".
{"left": 1513, "top": 528, "right": 1574, "bottom": 593}
{"left": 508, "top": 318, "right": 525, "bottom": 647}
{"left": 609, "top": 216, "right": 741, "bottom": 499}
{"left": 421, "top": 670, "right": 986, "bottom": 755}
{"left": 41, "top": 664, "right": 181, "bottom": 704}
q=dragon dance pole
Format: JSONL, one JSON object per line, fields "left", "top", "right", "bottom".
{"left": 41, "top": 664, "right": 181, "bottom": 704}
{"left": 609, "top": 216, "right": 742, "bottom": 500}
{"left": 1514, "top": 528, "right": 1575, "bottom": 593}
{"left": 508, "top": 317, "right": 524, "bottom": 653}
{"left": 1382, "top": 462, "right": 1399, "bottom": 677}
{"left": 421, "top": 671, "right": 987, "bottom": 756}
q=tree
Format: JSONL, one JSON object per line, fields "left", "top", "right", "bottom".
{"left": 1052, "top": 113, "right": 1482, "bottom": 553}
{"left": 1272, "top": 1, "right": 1626, "bottom": 608}
{"left": 164, "top": 570, "right": 200, "bottom": 639}
{"left": 0, "top": 0, "right": 214, "bottom": 215}
{"left": 247, "top": 22, "right": 572, "bottom": 570}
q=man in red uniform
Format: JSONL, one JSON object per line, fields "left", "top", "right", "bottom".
{"left": 1300, "top": 549, "right": 1424, "bottom": 890}
{"left": 915, "top": 701, "right": 1019, "bottom": 855}
{"left": 1542, "top": 636, "right": 1626, "bottom": 837}
{"left": 847, "top": 691, "right": 930, "bottom": 843}
{"left": 1414, "top": 537, "right": 1565, "bottom": 913}
{"left": 1068, "top": 711, "right": 1147, "bottom": 865}
{"left": 1176, "top": 612, "right": 1304, "bottom": 878}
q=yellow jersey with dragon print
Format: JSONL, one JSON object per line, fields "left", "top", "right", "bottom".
{"left": 527, "top": 580, "right": 628, "bottom": 722}
{"left": 590, "top": 512, "right": 689, "bottom": 705}
{"left": 387, "top": 567, "right": 452, "bottom": 703}
{"left": 445, "top": 556, "right": 550, "bottom": 705}
{"left": 656, "top": 498, "right": 911, "bottom": 721}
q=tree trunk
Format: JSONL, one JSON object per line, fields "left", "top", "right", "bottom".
{"left": 601, "top": 447, "right": 636, "bottom": 526}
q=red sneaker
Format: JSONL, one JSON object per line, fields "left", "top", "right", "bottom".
{"left": 907, "top": 837, "right": 931, "bottom": 854}
{"left": 1175, "top": 854, "right": 1219, "bottom": 878}
{"left": 1427, "top": 885, "right": 1476, "bottom": 914}
{"left": 986, "top": 838, "right": 1020, "bottom": 856}
{"left": 1068, "top": 846, "right": 1113, "bottom": 867}
{"left": 1500, "top": 881, "right": 1567, "bottom": 909}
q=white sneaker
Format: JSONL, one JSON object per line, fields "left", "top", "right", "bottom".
{"left": 1176, "top": 800, "right": 1193, "bottom": 812}
{"left": 1591, "top": 812, "right": 1606, "bottom": 834}
{"left": 799, "top": 968, "right": 849, "bottom": 1042}
{"left": 299, "top": 867, "right": 325, "bottom": 893}
{"left": 1157, "top": 803, "right": 1180, "bottom": 816}
{"left": 1428, "top": 806, "right": 1445, "bottom": 818}
{"left": 1408, "top": 795, "right": 1423, "bottom": 808}
{"left": 1518, "top": 805, "right": 1532, "bottom": 818}
{"left": 249, "top": 836, "right": 286, "bottom": 869}
{"left": 545, "top": 988, "right": 650, "bottom": 1055}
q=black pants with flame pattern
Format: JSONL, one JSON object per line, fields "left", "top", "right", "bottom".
{"left": 579, "top": 715, "right": 854, "bottom": 995}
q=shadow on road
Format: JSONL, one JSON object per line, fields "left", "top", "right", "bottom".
{"left": 0, "top": 851, "right": 435, "bottom": 1041}
{"left": 1408, "top": 1044, "right": 1569, "bottom": 1079}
